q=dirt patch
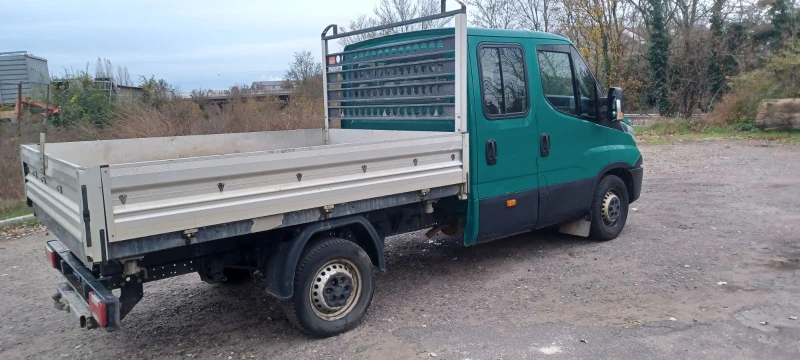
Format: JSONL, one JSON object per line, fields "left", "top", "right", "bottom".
{"left": 734, "top": 306, "right": 800, "bottom": 333}
{"left": 767, "top": 258, "right": 800, "bottom": 271}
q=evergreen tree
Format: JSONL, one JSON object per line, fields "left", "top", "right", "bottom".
{"left": 768, "top": 0, "right": 792, "bottom": 48}
{"left": 647, "top": 0, "right": 671, "bottom": 115}
{"left": 707, "top": 0, "right": 727, "bottom": 107}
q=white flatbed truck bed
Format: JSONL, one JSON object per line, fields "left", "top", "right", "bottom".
{"left": 22, "top": 129, "right": 467, "bottom": 265}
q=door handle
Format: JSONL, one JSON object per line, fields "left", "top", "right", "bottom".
{"left": 540, "top": 133, "right": 550, "bottom": 157}
{"left": 485, "top": 139, "right": 497, "bottom": 165}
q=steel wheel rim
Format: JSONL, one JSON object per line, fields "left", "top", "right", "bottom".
{"left": 309, "top": 259, "right": 362, "bottom": 321}
{"left": 601, "top": 189, "right": 621, "bottom": 226}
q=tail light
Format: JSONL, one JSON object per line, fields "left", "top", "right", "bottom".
{"left": 45, "top": 245, "right": 58, "bottom": 269}
{"left": 88, "top": 291, "right": 108, "bottom": 328}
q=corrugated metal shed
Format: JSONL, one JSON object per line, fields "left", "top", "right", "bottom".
{"left": 0, "top": 51, "right": 50, "bottom": 105}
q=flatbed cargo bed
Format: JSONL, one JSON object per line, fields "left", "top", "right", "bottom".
{"left": 21, "top": 129, "right": 467, "bottom": 265}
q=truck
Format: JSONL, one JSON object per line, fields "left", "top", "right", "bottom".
{"left": 21, "top": 1, "right": 642, "bottom": 338}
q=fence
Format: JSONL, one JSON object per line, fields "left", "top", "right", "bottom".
{"left": 0, "top": 81, "right": 51, "bottom": 105}
{"left": 0, "top": 81, "right": 54, "bottom": 124}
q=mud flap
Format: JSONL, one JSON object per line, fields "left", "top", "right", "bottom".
{"left": 559, "top": 217, "right": 591, "bottom": 237}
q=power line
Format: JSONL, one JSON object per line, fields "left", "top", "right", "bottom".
{"left": 153, "top": 69, "right": 287, "bottom": 77}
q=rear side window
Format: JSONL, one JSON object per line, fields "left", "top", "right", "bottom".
{"left": 537, "top": 51, "right": 577, "bottom": 116}
{"left": 478, "top": 44, "right": 528, "bottom": 118}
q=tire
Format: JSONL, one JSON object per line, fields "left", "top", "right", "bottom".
{"left": 589, "top": 175, "right": 629, "bottom": 241}
{"left": 281, "top": 237, "right": 375, "bottom": 337}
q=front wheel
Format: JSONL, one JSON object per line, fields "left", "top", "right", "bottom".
{"left": 281, "top": 237, "right": 375, "bottom": 337}
{"left": 589, "top": 175, "right": 630, "bottom": 241}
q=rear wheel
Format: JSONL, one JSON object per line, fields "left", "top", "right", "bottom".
{"left": 589, "top": 175, "right": 629, "bottom": 241}
{"left": 281, "top": 237, "right": 375, "bottom": 337}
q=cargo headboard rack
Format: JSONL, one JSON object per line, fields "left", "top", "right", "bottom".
{"left": 320, "top": 0, "right": 468, "bottom": 143}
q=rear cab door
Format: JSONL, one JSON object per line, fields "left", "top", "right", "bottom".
{"left": 532, "top": 41, "right": 609, "bottom": 225}
{"left": 466, "top": 34, "right": 540, "bottom": 244}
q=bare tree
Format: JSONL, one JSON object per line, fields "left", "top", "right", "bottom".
{"left": 338, "top": 0, "right": 450, "bottom": 45}
{"left": 116, "top": 66, "right": 125, "bottom": 86}
{"left": 285, "top": 51, "right": 322, "bottom": 88}
{"left": 116, "top": 66, "right": 133, "bottom": 86}
{"left": 515, "top": 0, "right": 558, "bottom": 31}
{"left": 94, "top": 58, "right": 121, "bottom": 83}
{"left": 104, "top": 59, "right": 114, "bottom": 82}
{"left": 338, "top": 14, "right": 382, "bottom": 45}
{"left": 374, "top": 0, "right": 448, "bottom": 31}
{"left": 467, "top": 0, "right": 518, "bottom": 29}
{"left": 94, "top": 58, "right": 106, "bottom": 79}
{"left": 122, "top": 67, "right": 132, "bottom": 86}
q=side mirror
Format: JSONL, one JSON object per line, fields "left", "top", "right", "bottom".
{"left": 607, "top": 87, "right": 623, "bottom": 122}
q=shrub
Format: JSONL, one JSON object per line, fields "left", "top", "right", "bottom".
{"left": 710, "top": 42, "right": 800, "bottom": 126}
{"left": 51, "top": 72, "right": 116, "bottom": 127}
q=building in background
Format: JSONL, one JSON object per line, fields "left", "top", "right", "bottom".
{"left": 115, "top": 84, "right": 145, "bottom": 103}
{"left": 250, "top": 80, "right": 285, "bottom": 92}
{"left": 0, "top": 51, "right": 50, "bottom": 106}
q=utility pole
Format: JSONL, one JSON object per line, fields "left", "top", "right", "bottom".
{"left": 17, "top": 81, "right": 23, "bottom": 131}
{"left": 44, "top": 83, "right": 50, "bottom": 124}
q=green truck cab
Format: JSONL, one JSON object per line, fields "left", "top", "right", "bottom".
{"left": 336, "top": 23, "right": 643, "bottom": 246}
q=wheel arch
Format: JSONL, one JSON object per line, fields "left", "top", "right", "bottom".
{"left": 264, "top": 215, "right": 384, "bottom": 300}
{"left": 593, "top": 156, "right": 642, "bottom": 203}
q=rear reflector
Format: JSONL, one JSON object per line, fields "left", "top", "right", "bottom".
{"left": 45, "top": 245, "right": 58, "bottom": 269}
{"left": 88, "top": 292, "right": 108, "bottom": 328}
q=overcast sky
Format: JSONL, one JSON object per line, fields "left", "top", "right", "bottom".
{"left": 2, "top": 0, "right": 380, "bottom": 91}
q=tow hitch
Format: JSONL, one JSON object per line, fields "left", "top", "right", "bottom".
{"left": 46, "top": 240, "right": 121, "bottom": 331}
{"left": 53, "top": 283, "right": 98, "bottom": 329}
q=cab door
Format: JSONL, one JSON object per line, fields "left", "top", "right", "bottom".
{"left": 533, "top": 44, "right": 609, "bottom": 225}
{"left": 468, "top": 37, "right": 540, "bottom": 243}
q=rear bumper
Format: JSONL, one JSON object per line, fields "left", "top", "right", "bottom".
{"left": 47, "top": 240, "right": 120, "bottom": 331}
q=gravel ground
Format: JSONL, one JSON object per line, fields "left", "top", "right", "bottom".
{"left": 1, "top": 140, "right": 799, "bottom": 360}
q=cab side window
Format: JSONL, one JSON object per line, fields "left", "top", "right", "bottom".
{"left": 571, "top": 49, "right": 599, "bottom": 120}
{"left": 537, "top": 51, "right": 577, "bottom": 116}
{"left": 479, "top": 45, "right": 528, "bottom": 118}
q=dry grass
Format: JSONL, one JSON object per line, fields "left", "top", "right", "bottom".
{"left": 110, "top": 94, "right": 322, "bottom": 139}
{"left": 0, "top": 95, "right": 323, "bottom": 215}
{"left": 0, "top": 130, "right": 25, "bottom": 213}
{"left": 635, "top": 117, "right": 800, "bottom": 144}
{"left": 0, "top": 122, "right": 98, "bottom": 215}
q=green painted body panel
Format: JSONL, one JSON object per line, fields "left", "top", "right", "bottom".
{"left": 339, "top": 29, "right": 641, "bottom": 246}
{"left": 341, "top": 29, "right": 565, "bottom": 133}
{"left": 340, "top": 29, "right": 456, "bottom": 132}
{"left": 606, "top": 125, "right": 641, "bottom": 165}
{"left": 468, "top": 35, "right": 540, "bottom": 200}
{"left": 341, "top": 119, "right": 454, "bottom": 132}
{"left": 467, "top": 28, "right": 569, "bottom": 41}
{"left": 461, "top": 35, "right": 541, "bottom": 246}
